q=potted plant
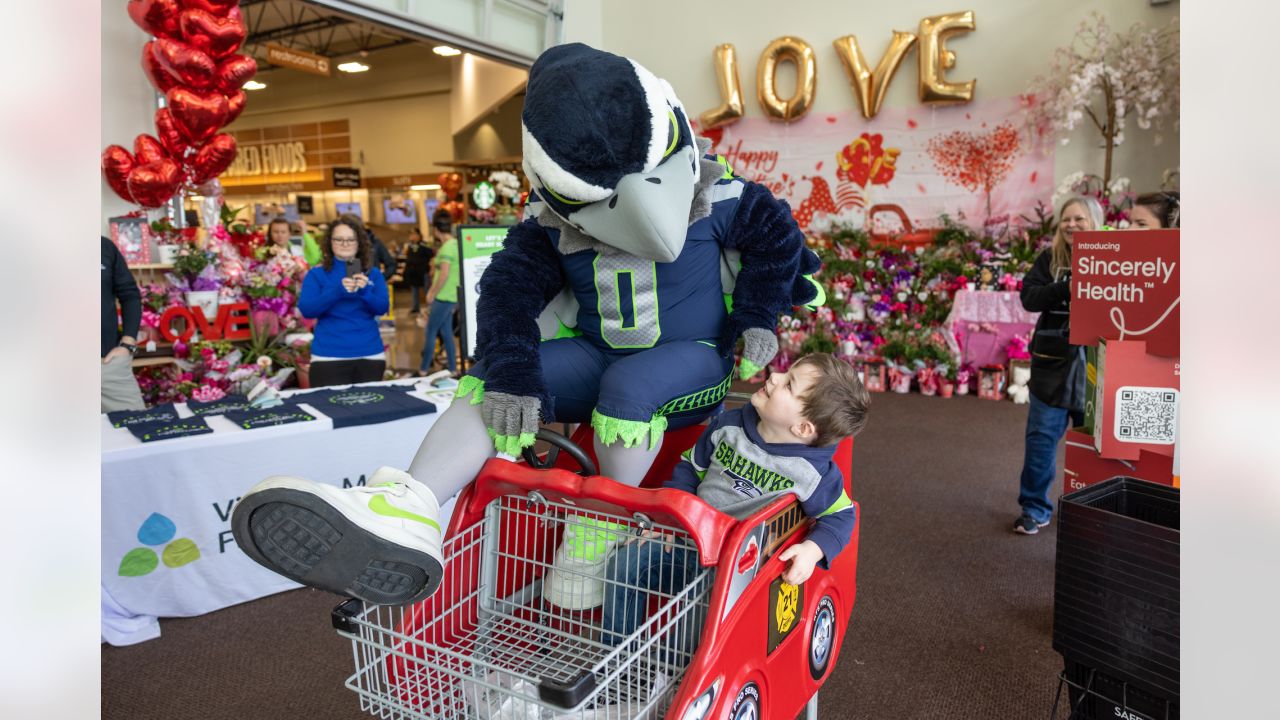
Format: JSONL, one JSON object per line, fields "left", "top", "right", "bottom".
{"left": 170, "top": 240, "right": 222, "bottom": 321}
{"left": 939, "top": 364, "right": 956, "bottom": 398}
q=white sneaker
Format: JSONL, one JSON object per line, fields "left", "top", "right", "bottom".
{"left": 231, "top": 467, "right": 445, "bottom": 605}
{"left": 542, "top": 516, "right": 627, "bottom": 610}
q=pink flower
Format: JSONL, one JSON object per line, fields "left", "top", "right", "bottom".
{"left": 191, "top": 385, "right": 225, "bottom": 402}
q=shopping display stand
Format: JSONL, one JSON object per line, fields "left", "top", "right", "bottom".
{"left": 1051, "top": 229, "right": 1180, "bottom": 719}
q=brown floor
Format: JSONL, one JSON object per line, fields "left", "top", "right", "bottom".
{"left": 103, "top": 298, "right": 1069, "bottom": 718}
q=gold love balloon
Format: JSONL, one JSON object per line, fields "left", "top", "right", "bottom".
{"left": 699, "top": 44, "right": 745, "bottom": 129}
{"left": 833, "top": 31, "right": 917, "bottom": 119}
{"left": 918, "top": 11, "right": 976, "bottom": 104}
{"left": 755, "top": 36, "right": 817, "bottom": 123}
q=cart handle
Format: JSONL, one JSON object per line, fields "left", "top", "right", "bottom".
{"left": 457, "top": 457, "right": 739, "bottom": 567}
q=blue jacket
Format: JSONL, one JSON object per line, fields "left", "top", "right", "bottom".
{"left": 298, "top": 260, "right": 389, "bottom": 358}
{"left": 667, "top": 404, "right": 855, "bottom": 568}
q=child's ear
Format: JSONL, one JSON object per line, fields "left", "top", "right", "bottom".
{"left": 793, "top": 419, "right": 818, "bottom": 442}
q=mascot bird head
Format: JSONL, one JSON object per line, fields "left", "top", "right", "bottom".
{"left": 522, "top": 43, "right": 701, "bottom": 262}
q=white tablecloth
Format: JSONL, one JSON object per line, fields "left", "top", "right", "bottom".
{"left": 101, "top": 379, "right": 451, "bottom": 646}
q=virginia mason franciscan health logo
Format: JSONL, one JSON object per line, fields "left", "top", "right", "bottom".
{"left": 118, "top": 513, "right": 201, "bottom": 577}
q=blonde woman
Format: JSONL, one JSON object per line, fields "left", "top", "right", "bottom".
{"left": 1013, "top": 195, "right": 1103, "bottom": 535}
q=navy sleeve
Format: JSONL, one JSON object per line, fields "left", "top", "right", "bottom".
{"left": 717, "top": 182, "right": 816, "bottom": 352}
{"left": 111, "top": 242, "right": 142, "bottom": 339}
{"left": 664, "top": 413, "right": 724, "bottom": 494}
{"left": 799, "top": 465, "right": 856, "bottom": 569}
{"left": 474, "top": 219, "right": 568, "bottom": 414}
{"left": 297, "top": 268, "right": 343, "bottom": 318}
{"left": 357, "top": 268, "right": 390, "bottom": 315}
{"left": 1020, "top": 250, "right": 1070, "bottom": 312}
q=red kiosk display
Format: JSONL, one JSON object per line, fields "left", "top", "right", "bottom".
{"left": 1064, "top": 229, "right": 1180, "bottom": 491}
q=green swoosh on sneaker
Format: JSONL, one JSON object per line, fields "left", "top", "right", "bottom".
{"left": 367, "top": 494, "right": 441, "bottom": 532}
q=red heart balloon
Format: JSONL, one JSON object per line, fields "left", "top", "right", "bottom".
{"left": 183, "top": 0, "right": 239, "bottom": 17}
{"left": 191, "top": 134, "right": 238, "bottom": 185}
{"left": 127, "top": 159, "right": 183, "bottom": 208}
{"left": 134, "top": 134, "right": 170, "bottom": 166}
{"left": 167, "top": 87, "right": 229, "bottom": 144}
{"left": 224, "top": 89, "right": 246, "bottom": 125}
{"left": 154, "top": 108, "right": 191, "bottom": 159}
{"left": 127, "top": 0, "right": 182, "bottom": 39}
{"left": 102, "top": 145, "right": 137, "bottom": 204}
{"left": 179, "top": 8, "right": 246, "bottom": 59}
{"left": 152, "top": 37, "right": 215, "bottom": 89}
{"left": 141, "top": 42, "right": 181, "bottom": 93}
{"left": 215, "top": 54, "right": 257, "bottom": 94}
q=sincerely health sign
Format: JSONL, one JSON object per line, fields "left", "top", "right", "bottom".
{"left": 1069, "top": 229, "right": 1180, "bottom": 357}
{"left": 457, "top": 225, "right": 511, "bottom": 359}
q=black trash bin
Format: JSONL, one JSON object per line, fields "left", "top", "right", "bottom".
{"left": 1052, "top": 477, "right": 1179, "bottom": 719}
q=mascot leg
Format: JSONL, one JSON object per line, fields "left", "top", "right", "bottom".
{"left": 229, "top": 381, "right": 495, "bottom": 607}
{"left": 593, "top": 433, "right": 663, "bottom": 488}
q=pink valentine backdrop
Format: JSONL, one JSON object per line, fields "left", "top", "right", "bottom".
{"left": 695, "top": 96, "right": 1055, "bottom": 233}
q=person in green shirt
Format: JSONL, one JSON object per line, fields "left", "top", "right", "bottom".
{"left": 420, "top": 209, "right": 460, "bottom": 375}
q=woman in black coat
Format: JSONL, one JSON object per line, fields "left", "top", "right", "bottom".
{"left": 1013, "top": 194, "right": 1104, "bottom": 535}
{"left": 403, "top": 227, "right": 435, "bottom": 314}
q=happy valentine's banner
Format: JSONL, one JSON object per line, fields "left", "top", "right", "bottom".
{"left": 694, "top": 96, "right": 1054, "bottom": 234}
{"left": 1069, "top": 229, "right": 1180, "bottom": 357}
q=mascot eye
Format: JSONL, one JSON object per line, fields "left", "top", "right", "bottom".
{"left": 663, "top": 110, "right": 680, "bottom": 158}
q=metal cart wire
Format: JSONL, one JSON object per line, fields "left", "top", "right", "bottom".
{"left": 331, "top": 465, "right": 728, "bottom": 720}
{"left": 331, "top": 426, "right": 860, "bottom": 720}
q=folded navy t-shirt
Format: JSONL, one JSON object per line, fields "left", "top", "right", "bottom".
{"left": 128, "top": 417, "right": 214, "bottom": 443}
{"left": 107, "top": 404, "right": 178, "bottom": 428}
{"left": 224, "top": 406, "right": 318, "bottom": 429}
{"left": 186, "top": 394, "right": 251, "bottom": 416}
{"left": 295, "top": 387, "right": 436, "bottom": 428}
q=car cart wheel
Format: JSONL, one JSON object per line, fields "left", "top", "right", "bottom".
{"left": 809, "top": 597, "right": 836, "bottom": 680}
{"left": 521, "top": 429, "right": 598, "bottom": 476}
{"left": 730, "top": 682, "right": 760, "bottom": 720}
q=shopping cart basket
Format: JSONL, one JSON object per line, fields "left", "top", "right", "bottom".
{"left": 332, "top": 429, "right": 860, "bottom": 720}
{"left": 332, "top": 454, "right": 738, "bottom": 720}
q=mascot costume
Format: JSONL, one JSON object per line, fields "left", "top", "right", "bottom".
{"left": 231, "top": 43, "right": 822, "bottom": 606}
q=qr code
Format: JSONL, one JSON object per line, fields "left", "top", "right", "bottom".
{"left": 1113, "top": 386, "right": 1178, "bottom": 445}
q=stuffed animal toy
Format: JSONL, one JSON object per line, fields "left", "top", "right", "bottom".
{"left": 231, "top": 43, "right": 823, "bottom": 607}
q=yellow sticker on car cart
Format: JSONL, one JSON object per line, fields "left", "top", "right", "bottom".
{"left": 768, "top": 576, "right": 803, "bottom": 654}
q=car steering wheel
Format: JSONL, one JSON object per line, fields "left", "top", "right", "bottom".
{"left": 521, "top": 428, "right": 599, "bottom": 477}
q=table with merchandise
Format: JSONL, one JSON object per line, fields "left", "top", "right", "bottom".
{"left": 100, "top": 379, "right": 451, "bottom": 646}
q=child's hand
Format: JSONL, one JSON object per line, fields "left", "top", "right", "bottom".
{"left": 778, "top": 539, "right": 824, "bottom": 585}
{"left": 628, "top": 527, "right": 674, "bottom": 553}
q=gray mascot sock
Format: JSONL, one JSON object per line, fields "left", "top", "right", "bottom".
{"left": 593, "top": 432, "right": 664, "bottom": 488}
{"left": 406, "top": 397, "right": 495, "bottom": 528}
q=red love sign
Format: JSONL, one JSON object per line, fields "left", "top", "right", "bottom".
{"left": 127, "top": 0, "right": 182, "bottom": 39}
{"left": 159, "top": 302, "right": 251, "bottom": 343}
{"left": 179, "top": 8, "right": 246, "bottom": 60}
{"left": 191, "top": 134, "right": 238, "bottom": 185}
{"left": 167, "top": 87, "right": 229, "bottom": 144}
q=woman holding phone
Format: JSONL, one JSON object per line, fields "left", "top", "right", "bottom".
{"left": 297, "top": 214, "right": 389, "bottom": 387}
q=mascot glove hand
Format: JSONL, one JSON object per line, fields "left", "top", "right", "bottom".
{"left": 481, "top": 391, "right": 541, "bottom": 456}
{"left": 738, "top": 327, "right": 779, "bottom": 380}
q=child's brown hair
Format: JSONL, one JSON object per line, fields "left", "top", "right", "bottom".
{"left": 792, "top": 353, "right": 871, "bottom": 446}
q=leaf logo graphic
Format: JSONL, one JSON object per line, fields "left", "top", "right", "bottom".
{"left": 118, "top": 512, "right": 201, "bottom": 577}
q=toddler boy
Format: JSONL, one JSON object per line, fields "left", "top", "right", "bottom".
{"left": 601, "top": 353, "right": 870, "bottom": 645}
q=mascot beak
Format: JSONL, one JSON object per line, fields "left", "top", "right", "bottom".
{"left": 563, "top": 144, "right": 699, "bottom": 262}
